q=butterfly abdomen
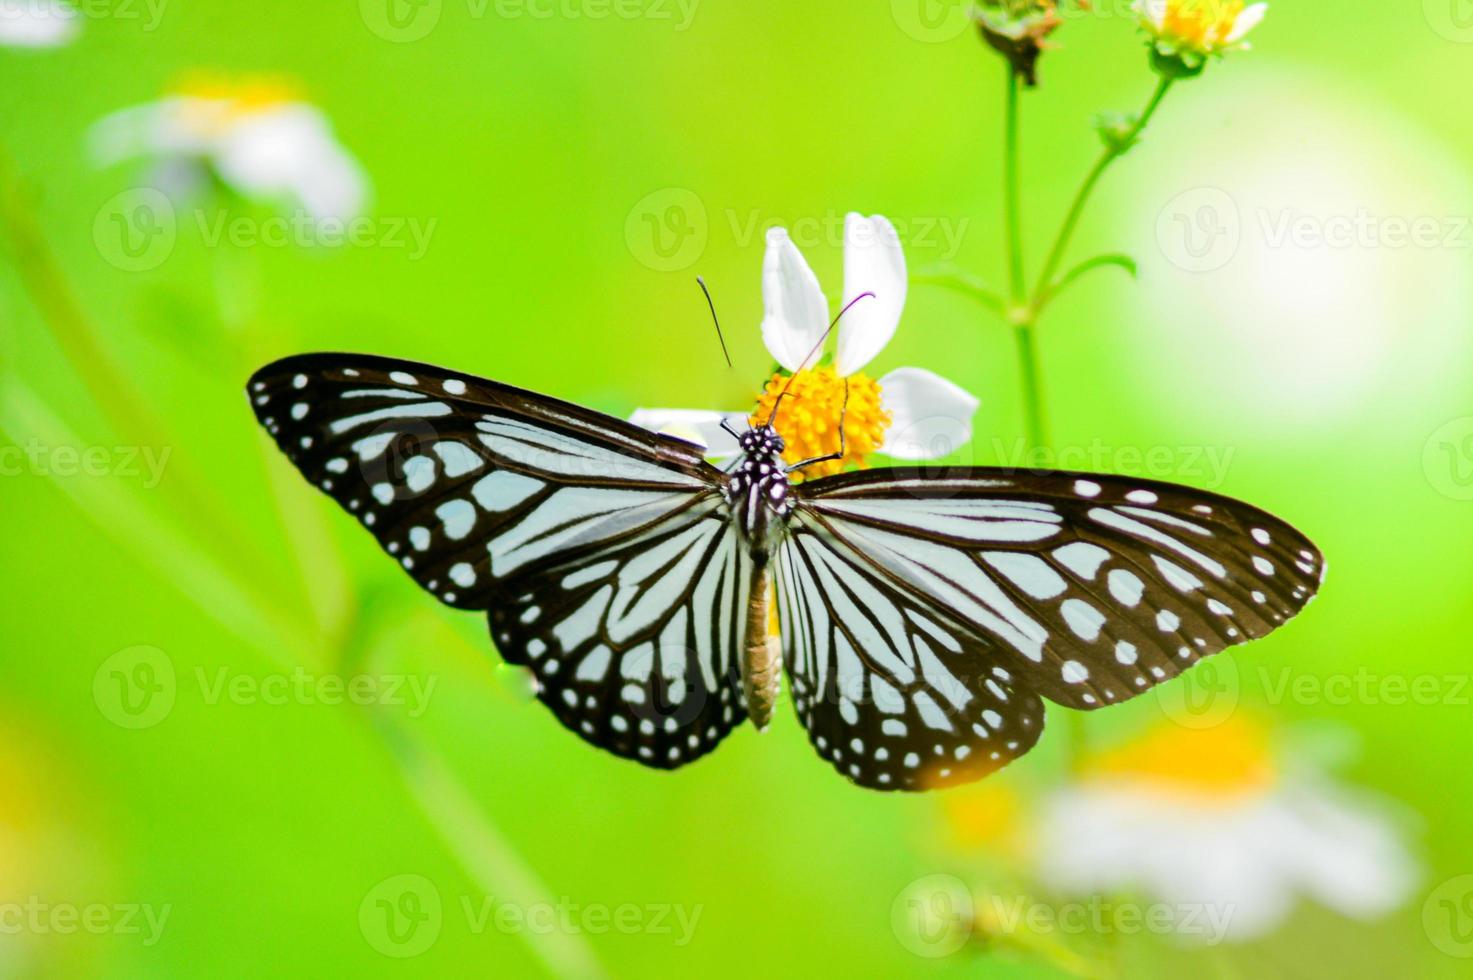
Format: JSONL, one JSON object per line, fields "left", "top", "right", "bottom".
{"left": 741, "top": 563, "right": 782, "bottom": 730}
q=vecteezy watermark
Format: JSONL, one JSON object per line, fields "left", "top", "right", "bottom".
{"left": 624, "top": 193, "right": 972, "bottom": 272}
{"left": 93, "top": 647, "right": 439, "bottom": 729}
{"left": 0, "top": 898, "right": 171, "bottom": 947}
{"left": 1257, "top": 208, "right": 1471, "bottom": 252}
{"left": 360, "top": 875, "right": 442, "bottom": 958}
{"left": 93, "top": 646, "right": 177, "bottom": 730}
{"left": 989, "top": 438, "right": 1236, "bottom": 488}
{"left": 195, "top": 666, "right": 438, "bottom": 717}
{"left": 1157, "top": 188, "right": 1473, "bottom": 273}
{"left": 193, "top": 210, "right": 438, "bottom": 258}
{"left": 891, "top": 874, "right": 974, "bottom": 957}
{"left": 1, "top": 439, "right": 171, "bottom": 488}
{"left": 1155, "top": 656, "right": 1241, "bottom": 731}
{"left": 1156, "top": 662, "right": 1473, "bottom": 733}
{"left": 624, "top": 187, "right": 708, "bottom": 273}
{"left": 890, "top": 875, "right": 1235, "bottom": 957}
{"left": 93, "top": 187, "right": 177, "bottom": 273}
{"left": 1423, "top": 417, "right": 1473, "bottom": 501}
{"left": 93, "top": 191, "right": 437, "bottom": 271}
{"left": 1156, "top": 187, "right": 1242, "bottom": 273}
{"left": 0, "top": 0, "right": 168, "bottom": 33}
{"left": 1424, "top": 0, "right": 1473, "bottom": 44}
{"left": 1424, "top": 875, "right": 1473, "bottom": 958}
{"left": 460, "top": 895, "right": 702, "bottom": 944}
{"left": 1260, "top": 667, "right": 1473, "bottom": 708}
{"left": 358, "top": 875, "right": 702, "bottom": 957}
{"left": 889, "top": 0, "right": 973, "bottom": 44}
{"left": 977, "top": 894, "right": 1235, "bottom": 946}
{"left": 359, "top": 0, "right": 699, "bottom": 42}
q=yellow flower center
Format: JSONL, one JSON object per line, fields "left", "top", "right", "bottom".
{"left": 751, "top": 366, "right": 890, "bottom": 479}
{"left": 1083, "top": 714, "right": 1276, "bottom": 802}
{"left": 169, "top": 71, "right": 301, "bottom": 136}
{"left": 1161, "top": 0, "right": 1245, "bottom": 50}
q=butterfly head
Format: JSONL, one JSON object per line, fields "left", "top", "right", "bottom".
{"left": 738, "top": 425, "right": 785, "bottom": 458}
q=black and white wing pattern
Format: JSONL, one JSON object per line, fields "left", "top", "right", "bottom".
{"left": 248, "top": 353, "right": 748, "bottom": 768}
{"left": 774, "top": 517, "right": 1045, "bottom": 791}
{"left": 789, "top": 468, "right": 1323, "bottom": 744}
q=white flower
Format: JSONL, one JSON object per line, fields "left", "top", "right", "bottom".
{"left": 89, "top": 77, "right": 368, "bottom": 226}
{"left": 0, "top": 0, "right": 79, "bottom": 48}
{"left": 632, "top": 213, "right": 979, "bottom": 475}
{"left": 1033, "top": 718, "right": 1417, "bottom": 942}
{"left": 1135, "top": 0, "right": 1267, "bottom": 59}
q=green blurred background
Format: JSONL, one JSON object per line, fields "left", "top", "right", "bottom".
{"left": 2, "top": 0, "right": 1472, "bottom": 976}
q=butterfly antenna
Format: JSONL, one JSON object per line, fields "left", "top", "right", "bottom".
{"left": 700, "top": 277, "right": 748, "bottom": 439}
{"left": 697, "top": 276, "right": 733, "bottom": 370}
{"left": 765, "top": 290, "right": 875, "bottom": 427}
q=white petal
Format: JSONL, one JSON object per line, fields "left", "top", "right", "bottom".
{"left": 1226, "top": 3, "right": 1268, "bottom": 43}
{"left": 0, "top": 0, "right": 78, "bottom": 48}
{"left": 1133, "top": 0, "right": 1166, "bottom": 30}
{"left": 628, "top": 408, "right": 745, "bottom": 458}
{"left": 88, "top": 98, "right": 220, "bottom": 165}
{"left": 836, "top": 213, "right": 907, "bottom": 375}
{"left": 214, "top": 105, "right": 368, "bottom": 223}
{"left": 877, "top": 367, "right": 979, "bottom": 461}
{"left": 760, "top": 227, "right": 829, "bottom": 373}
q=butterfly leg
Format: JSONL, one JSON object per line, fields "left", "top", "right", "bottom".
{"left": 786, "top": 380, "right": 850, "bottom": 473}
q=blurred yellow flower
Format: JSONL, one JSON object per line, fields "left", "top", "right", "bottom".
{"left": 1135, "top": 0, "right": 1266, "bottom": 66}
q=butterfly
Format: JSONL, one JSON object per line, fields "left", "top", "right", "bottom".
{"left": 248, "top": 352, "right": 1324, "bottom": 791}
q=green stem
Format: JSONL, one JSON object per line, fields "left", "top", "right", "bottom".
{"left": 1000, "top": 77, "right": 1176, "bottom": 782}
{"left": 0, "top": 144, "right": 272, "bottom": 582}
{"left": 1011, "top": 322, "right": 1047, "bottom": 451}
{"left": 1031, "top": 77, "right": 1172, "bottom": 300}
{"left": 1003, "top": 67, "right": 1026, "bottom": 303}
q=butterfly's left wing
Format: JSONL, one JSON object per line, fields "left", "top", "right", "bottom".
{"left": 248, "top": 352, "right": 750, "bottom": 769}
{"left": 775, "top": 467, "right": 1323, "bottom": 791}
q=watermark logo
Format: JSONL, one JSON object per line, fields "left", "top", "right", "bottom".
{"left": 1424, "top": 875, "right": 1473, "bottom": 957}
{"left": 625, "top": 187, "right": 708, "bottom": 272}
{"left": 0, "top": 439, "right": 172, "bottom": 488}
{"left": 93, "top": 645, "right": 176, "bottom": 730}
{"left": 1157, "top": 187, "right": 1240, "bottom": 272}
{"left": 890, "top": 0, "right": 972, "bottom": 43}
{"left": 360, "top": 874, "right": 443, "bottom": 958}
{"left": 93, "top": 188, "right": 176, "bottom": 272}
{"left": 1423, "top": 417, "right": 1473, "bottom": 501}
{"left": 1424, "top": 0, "right": 1473, "bottom": 43}
{"left": 0, "top": 898, "right": 171, "bottom": 946}
{"left": 1156, "top": 656, "right": 1240, "bottom": 730}
{"left": 360, "top": 0, "right": 442, "bottom": 41}
{"left": 891, "top": 874, "right": 973, "bottom": 958}
{"left": 194, "top": 666, "right": 438, "bottom": 717}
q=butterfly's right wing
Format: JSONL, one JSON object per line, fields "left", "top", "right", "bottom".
{"left": 773, "top": 512, "right": 1046, "bottom": 792}
{"left": 249, "top": 352, "right": 750, "bottom": 768}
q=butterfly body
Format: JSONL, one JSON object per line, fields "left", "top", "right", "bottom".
{"left": 725, "top": 426, "right": 794, "bottom": 728}
{"left": 248, "top": 353, "right": 1326, "bottom": 792}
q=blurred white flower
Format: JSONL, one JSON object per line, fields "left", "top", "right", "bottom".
{"left": 1035, "top": 717, "right": 1417, "bottom": 941}
{"left": 1135, "top": 0, "right": 1266, "bottom": 61}
{"left": 0, "top": 0, "right": 79, "bottom": 48}
{"left": 631, "top": 214, "right": 979, "bottom": 475}
{"left": 89, "top": 75, "right": 368, "bottom": 225}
